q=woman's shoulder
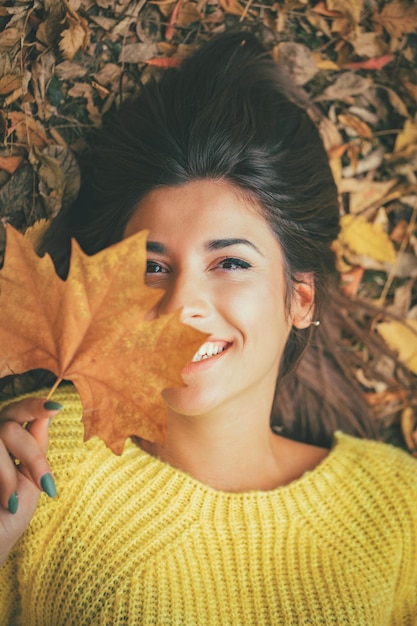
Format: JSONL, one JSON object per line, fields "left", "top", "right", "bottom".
{"left": 324, "top": 431, "right": 417, "bottom": 510}
{"left": 333, "top": 431, "right": 417, "bottom": 477}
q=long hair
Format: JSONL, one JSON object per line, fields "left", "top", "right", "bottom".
{"left": 38, "top": 31, "right": 380, "bottom": 446}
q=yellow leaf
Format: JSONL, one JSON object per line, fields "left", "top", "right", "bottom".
{"left": 338, "top": 214, "right": 396, "bottom": 263}
{"left": 312, "top": 53, "right": 339, "bottom": 70}
{"left": 394, "top": 117, "right": 417, "bottom": 153}
{"left": 0, "top": 155, "right": 23, "bottom": 174}
{"left": 377, "top": 320, "right": 417, "bottom": 374}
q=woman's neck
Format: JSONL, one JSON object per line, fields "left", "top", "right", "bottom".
{"left": 139, "top": 405, "right": 329, "bottom": 492}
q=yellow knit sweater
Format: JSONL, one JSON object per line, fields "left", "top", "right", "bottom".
{"left": 1, "top": 386, "right": 417, "bottom": 625}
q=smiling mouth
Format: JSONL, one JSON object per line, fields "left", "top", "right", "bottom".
{"left": 191, "top": 341, "right": 231, "bottom": 363}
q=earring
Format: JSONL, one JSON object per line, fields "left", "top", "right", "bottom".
{"left": 310, "top": 320, "right": 320, "bottom": 327}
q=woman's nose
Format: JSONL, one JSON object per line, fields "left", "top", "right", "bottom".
{"left": 156, "top": 271, "right": 210, "bottom": 321}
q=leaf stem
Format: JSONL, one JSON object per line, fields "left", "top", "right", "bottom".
{"left": 46, "top": 377, "right": 63, "bottom": 401}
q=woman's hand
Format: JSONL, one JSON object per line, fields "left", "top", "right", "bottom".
{"left": 0, "top": 398, "right": 62, "bottom": 566}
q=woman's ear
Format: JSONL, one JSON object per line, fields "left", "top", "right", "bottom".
{"left": 290, "top": 274, "right": 315, "bottom": 329}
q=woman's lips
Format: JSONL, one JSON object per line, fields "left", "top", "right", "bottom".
{"left": 182, "top": 341, "right": 231, "bottom": 375}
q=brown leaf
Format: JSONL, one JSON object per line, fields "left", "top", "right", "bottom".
{"left": 219, "top": 0, "right": 244, "bottom": 17}
{"left": 383, "top": 86, "right": 409, "bottom": 117}
{"left": 344, "top": 29, "right": 389, "bottom": 58}
{"left": 373, "top": 0, "right": 417, "bottom": 38}
{"left": 311, "top": 2, "right": 344, "bottom": 18}
{"left": 0, "top": 226, "right": 207, "bottom": 454}
{"left": 390, "top": 219, "right": 409, "bottom": 245}
{"left": 0, "top": 74, "right": 21, "bottom": 96}
{"left": 8, "top": 112, "right": 49, "bottom": 149}
{"left": 31, "top": 144, "right": 81, "bottom": 215}
{"left": 326, "top": 0, "right": 362, "bottom": 24}
{"left": 0, "top": 27, "right": 22, "bottom": 49}
{"left": 0, "top": 155, "right": 23, "bottom": 175}
{"left": 338, "top": 178, "right": 397, "bottom": 214}
{"left": 55, "top": 60, "right": 88, "bottom": 81}
{"left": 338, "top": 112, "right": 373, "bottom": 139}
{"left": 315, "top": 72, "right": 372, "bottom": 101}
{"left": 67, "top": 83, "right": 101, "bottom": 127}
{"left": 119, "top": 42, "right": 158, "bottom": 64}
{"left": 175, "top": 1, "right": 202, "bottom": 28}
{"left": 0, "top": 164, "right": 42, "bottom": 230}
{"left": 403, "top": 81, "right": 417, "bottom": 103}
{"left": 59, "top": 12, "right": 90, "bottom": 60}
{"left": 276, "top": 43, "right": 319, "bottom": 86}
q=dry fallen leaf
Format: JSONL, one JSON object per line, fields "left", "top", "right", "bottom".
{"left": 276, "top": 42, "right": 319, "bottom": 85}
{"left": 335, "top": 213, "right": 397, "bottom": 266}
{"left": 315, "top": 72, "right": 372, "bottom": 101}
{"left": 373, "top": 0, "right": 417, "bottom": 39}
{"left": 377, "top": 319, "right": 417, "bottom": 375}
{"left": 338, "top": 112, "right": 373, "bottom": 139}
{"left": 400, "top": 407, "right": 417, "bottom": 454}
{"left": 59, "top": 12, "right": 90, "bottom": 60}
{"left": 0, "top": 155, "right": 23, "bottom": 175}
{"left": 8, "top": 112, "right": 49, "bottom": 149}
{"left": 338, "top": 178, "right": 397, "bottom": 214}
{"left": 394, "top": 116, "right": 417, "bottom": 153}
{"left": 0, "top": 225, "right": 207, "bottom": 454}
{"left": 219, "top": 0, "right": 245, "bottom": 17}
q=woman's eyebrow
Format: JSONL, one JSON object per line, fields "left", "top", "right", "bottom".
{"left": 206, "top": 238, "right": 263, "bottom": 255}
{"left": 146, "top": 241, "right": 166, "bottom": 253}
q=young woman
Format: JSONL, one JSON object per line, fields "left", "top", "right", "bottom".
{"left": 0, "top": 32, "right": 416, "bottom": 625}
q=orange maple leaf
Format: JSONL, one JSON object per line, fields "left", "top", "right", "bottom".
{"left": 0, "top": 225, "right": 207, "bottom": 454}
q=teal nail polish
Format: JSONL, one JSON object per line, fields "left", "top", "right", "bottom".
{"left": 40, "top": 473, "right": 57, "bottom": 498}
{"left": 43, "top": 401, "right": 63, "bottom": 411}
{"left": 8, "top": 492, "right": 18, "bottom": 515}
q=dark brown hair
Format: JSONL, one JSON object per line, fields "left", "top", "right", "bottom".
{"left": 39, "top": 31, "right": 380, "bottom": 446}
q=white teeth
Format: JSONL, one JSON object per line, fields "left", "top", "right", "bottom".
{"left": 192, "top": 342, "right": 227, "bottom": 363}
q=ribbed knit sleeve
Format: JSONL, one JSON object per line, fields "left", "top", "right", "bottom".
{"left": 1, "top": 386, "right": 417, "bottom": 625}
{"left": 0, "top": 386, "right": 89, "bottom": 625}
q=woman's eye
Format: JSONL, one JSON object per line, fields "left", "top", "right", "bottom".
{"left": 218, "top": 257, "right": 251, "bottom": 270}
{"left": 146, "top": 261, "right": 167, "bottom": 274}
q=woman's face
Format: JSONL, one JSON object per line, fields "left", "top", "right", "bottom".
{"left": 125, "top": 180, "right": 313, "bottom": 419}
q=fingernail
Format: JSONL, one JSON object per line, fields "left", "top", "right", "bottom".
{"left": 8, "top": 492, "right": 18, "bottom": 515}
{"left": 40, "top": 473, "right": 57, "bottom": 498}
{"left": 43, "top": 401, "right": 63, "bottom": 411}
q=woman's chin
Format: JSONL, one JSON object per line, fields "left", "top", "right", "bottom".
{"left": 161, "top": 385, "right": 219, "bottom": 418}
